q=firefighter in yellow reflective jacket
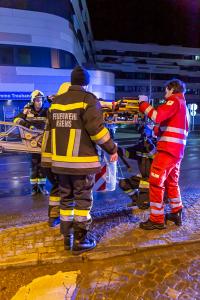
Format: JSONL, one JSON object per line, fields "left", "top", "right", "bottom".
{"left": 14, "top": 90, "right": 49, "bottom": 196}
{"left": 42, "top": 66, "right": 118, "bottom": 254}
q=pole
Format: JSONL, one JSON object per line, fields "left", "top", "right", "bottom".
{"left": 192, "top": 113, "right": 194, "bottom": 131}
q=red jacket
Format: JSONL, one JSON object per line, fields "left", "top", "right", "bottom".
{"left": 139, "top": 93, "right": 189, "bottom": 158}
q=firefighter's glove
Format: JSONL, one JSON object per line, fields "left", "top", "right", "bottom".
{"left": 110, "top": 152, "right": 118, "bottom": 162}
{"left": 29, "top": 125, "right": 36, "bottom": 130}
{"left": 138, "top": 95, "right": 149, "bottom": 104}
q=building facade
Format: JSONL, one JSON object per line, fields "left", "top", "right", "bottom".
{"left": 95, "top": 40, "right": 200, "bottom": 107}
{"left": 0, "top": 0, "right": 115, "bottom": 120}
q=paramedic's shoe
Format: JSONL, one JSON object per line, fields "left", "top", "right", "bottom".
{"left": 165, "top": 209, "right": 182, "bottom": 226}
{"left": 140, "top": 219, "right": 166, "bottom": 230}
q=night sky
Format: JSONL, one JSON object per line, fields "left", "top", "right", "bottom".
{"left": 86, "top": 0, "right": 200, "bottom": 48}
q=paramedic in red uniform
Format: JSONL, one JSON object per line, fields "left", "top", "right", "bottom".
{"left": 138, "top": 79, "right": 189, "bottom": 230}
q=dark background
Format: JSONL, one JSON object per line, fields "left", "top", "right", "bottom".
{"left": 86, "top": 0, "right": 200, "bottom": 47}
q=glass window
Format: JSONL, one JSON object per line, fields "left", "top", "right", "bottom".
{"left": 30, "top": 46, "right": 51, "bottom": 67}
{"left": 0, "top": 46, "right": 14, "bottom": 65}
{"left": 17, "top": 48, "right": 31, "bottom": 65}
{"left": 59, "top": 50, "right": 77, "bottom": 69}
{"left": 0, "top": 44, "right": 77, "bottom": 68}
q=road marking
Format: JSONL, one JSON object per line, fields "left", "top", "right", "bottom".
{"left": 12, "top": 176, "right": 29, "bottom": 179}
{"left": 0, "top": 162, "right": 29, "bottom": 166}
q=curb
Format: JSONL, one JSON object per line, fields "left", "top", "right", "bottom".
{"left": 1, "top": 220, "right": 200, "bottom": 269}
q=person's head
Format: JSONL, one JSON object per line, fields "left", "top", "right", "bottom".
{"left": 71, "top": 66, "right": 90, "bottom": 87}
{"left": 31, "top": 90, "right": 44, "bottom": 111}
{"left": 164, "top": 79, "right": 186, "bottom": 99}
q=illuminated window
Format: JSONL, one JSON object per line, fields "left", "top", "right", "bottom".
{"left": 51, "top": 49, "right": 60, "bottom": 68}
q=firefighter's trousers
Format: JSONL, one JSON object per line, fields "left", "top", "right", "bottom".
{"left": 149, "top": 151, "right": 183, "bottom": 224}
{"left": 59, "top": 174, "right": 95, "bottom": 236}
{"left": 45, "top": 168, "right": 60, "bottom": 218}
{"left": 30, "top": 153, "right": 46, "bottom": 187}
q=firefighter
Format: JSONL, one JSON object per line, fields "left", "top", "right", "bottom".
{"left": 45, "top": 168, "right": 60, "bottom": 227}
{"left": 14, "top": 90, "right": 49, "bottom": 196}
{"left": 138, "top": 79, "right": 189, "bottom": 230}
{"left": 42, "top": 66, "right": 118, "bottom": 254}
{"left": 119, "top": 134, "right": 156, "bottom": 209}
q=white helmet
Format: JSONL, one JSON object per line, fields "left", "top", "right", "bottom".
{"left": 31, "top": 90, "right": 44, "bottom": 102}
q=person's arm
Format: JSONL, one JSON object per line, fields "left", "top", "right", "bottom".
{"left": 83, "top": 94, "right": 117, "bottom": 155}
{"left": 13, "top": 108, "right": 31, "bottom": 128}
{"left": 139, "top": 96, "right": 180, "bottom": 123}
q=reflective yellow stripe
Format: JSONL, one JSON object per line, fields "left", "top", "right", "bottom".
{"left": 52, "top": 129, "right": 56, "bottom": 155}
{"left": 139, "top": 180, "right": 149, "bottom": 188}
{"left": 38, "top": 178, "right": 46, "bottom": 183}
{"left": 52, "top": 154, "right": 99, "bottom": 163}
{"left": 74, "top": 209, "right": 90, "bottom": 217}
{"left": 49, "top": 102, "right": 88, "bottom": 112}
{"left": 60, "top": 209, "right": 74, "bottom": 216}
{"left": 41, "top": 130, "right": 47, "bottom": 151}
{"left": 125, "top": 189, "right": 132, "bottom": 194}
{"left": 50, "top": 196, "right": 61, "bottom": 201}
{"left": 30, "top": 178, "right": 37, "bottom": 183}
{"left": 67, "top": 129, "right": 76, "bottom": 156}
{"left": 125, "top": 150, "right": 130, "bottom": 158}
{"left": 90, "top": 127, "right": 109, "bottom": 141}
{"left": 42, "top": 152, "right": 52, "bottom": 158}
{"left": 13, "top": 117, "right": 21, "bottom": 124}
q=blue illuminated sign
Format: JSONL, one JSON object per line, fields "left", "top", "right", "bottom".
{"left": 0, "top": 92, "right": 31, "bottom": 100}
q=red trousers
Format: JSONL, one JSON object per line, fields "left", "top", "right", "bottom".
{"left": 149, "top": 151, "right": 183, "bottom": 224}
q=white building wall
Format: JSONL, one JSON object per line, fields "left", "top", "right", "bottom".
{"left": 0, "top": 66, "right": 115, "bottom": 100}
{"left": 0, "top": 7, "right": 85, "bottom": 64}
{"left": 0, "top": 8, "right": 115, "bottom": 101}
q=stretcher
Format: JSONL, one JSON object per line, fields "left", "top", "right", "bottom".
{"left": 0, "top": 121, "right": 43, "bottom": 153}
{"left": 101, "top": 98, "right": 140, "bottom": 124}
{"left": 0, "top": 97, "right": 141, "bottom": 154}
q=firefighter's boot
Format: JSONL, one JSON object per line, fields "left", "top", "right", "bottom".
{"left": 72, "top": 229, "right": 96, "bottom": 255}
{"left": 48, "top": 217, "right": 60, "bottom": 228}
{"left": 140, "top": 219, "right": 166, "bottom": 230}
{"left": 31, "top": 184, "right": 38, "bottom": 196}
{"left": 64, "top": 233, "right": 73, "bottom": 250}
{"left": 165, "top": 209, "right": 182, "bottom": 226}
{"left": 38, "top": 184, "right": 49, "bottom": 196}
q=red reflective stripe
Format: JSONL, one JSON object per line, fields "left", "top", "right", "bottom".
{"left": 95, "top": 164, "right": 106, "bottom": 181}
{"left": 97, "top": 181, "right": 106, "bottom": 191}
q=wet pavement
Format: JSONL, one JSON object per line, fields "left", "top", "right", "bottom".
{"left": 1, "top": 240, "right": 200, "bottom": 299}
{"left": 1, "top": 130, "right": 200, "bottom": 299}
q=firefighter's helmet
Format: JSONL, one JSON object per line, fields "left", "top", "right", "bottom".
{"left": 31, "top": 90, "right": 44, "bottom": 102}
{"left": 57, "top": 82, "right": 71, "bottom": 95}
